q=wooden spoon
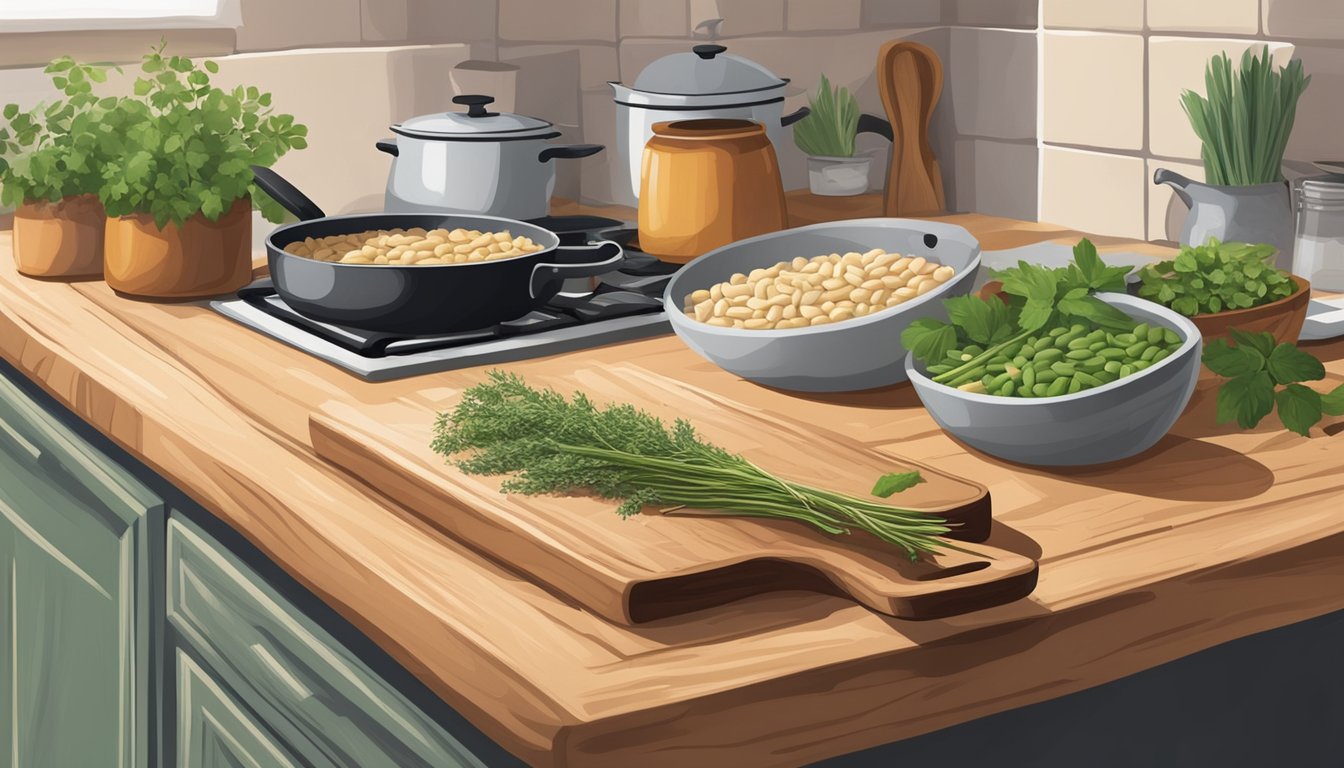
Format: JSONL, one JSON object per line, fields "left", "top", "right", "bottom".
{"left": 878, "top": 40, "right": 946, "bottom": 216}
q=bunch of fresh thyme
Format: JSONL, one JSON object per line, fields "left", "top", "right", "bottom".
{"left": 430, "top": 371, "right": 956, "bottom": 560}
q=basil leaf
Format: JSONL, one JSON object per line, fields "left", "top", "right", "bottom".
{"left": 1017, "top": 300, "right": 1055, "bottom": 332}
{"left": 1057, "top": 295, "right": 1136, "bottom": 332}
{"left": 1215, "top": 371, "right": 1276, "bottom": 429}
{"left": 995, "top": 261, "right": 1059, "bottom": 304}
{"left": 1202, "top": 338, "right": 1266, "bottom": 378}
{"left": 1265, "top": 342, "right": 1325, "bottom": 385}
{"left": 902, "top": 318, "right": 958, "bottom": 365}
{"left": 871, "top": 471, "right": 925, "bottom": 498}
{"left": 1275, "top": 384, "right": 1323, "bottom": 437}
{"left": 1321, "top": 383, "right": 1344, "bottom": 416}
{"left": 944, "top": 295, "right": 1012, "bottom": 345}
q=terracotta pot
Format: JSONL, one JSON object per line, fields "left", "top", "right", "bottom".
{"left": 1188, "top": 274, "right": 1310, "bottom": 347}
{"left": 637, "top": 118, "right": 788, "bottom": 264}
{"left": 11, "top": 194, "right": 105, "bottom": 278}
{"left": 104, "top": 198, "right": 252, "bottom": 299}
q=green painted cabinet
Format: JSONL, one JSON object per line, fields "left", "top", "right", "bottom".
{"left": 176, "top": 649, "right": 299, "bottom": 768}
{"left": 0, "top": 370, "right": 163, "bottom": 768}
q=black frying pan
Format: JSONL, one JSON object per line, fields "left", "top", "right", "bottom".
{"left": 252, "top": 166, "right": 623, "bottom": 334}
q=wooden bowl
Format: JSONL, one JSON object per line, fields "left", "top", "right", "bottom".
{"left": 1188, "top": 274, "right": 1310, "bottom": 347}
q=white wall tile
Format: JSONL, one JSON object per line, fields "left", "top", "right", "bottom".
{"left": 1041, "top": 147, "right": 1147, "bottom": 239}
{"left": 952, "top": 27, "right": 1037, "bottom": 141}
{"left": 951, "top": 0, "right": 1036, "bottom": 28}
{"left": 786, "top": 0, "right": 862, "bottom": 31}
{"left": 499, "top": 0, "right": 618, "bottom": 42}
{"left": 689, "top": 0, "right": 785, "bottom": 36}
{"left": 236, "top": 0, "right": 362, "bottom": 51}
{"left": 1264, "top": 0, "right": 1344, "bottom": 39}
{"left": 1284, "top": 45, "right": 1344, "bottom": 166}
{"left": 1042, "top": 0, "right": 1142, "bottom": 31}
{"left": 1043, "top": 31, "right": 1144, "bottom": 150}
{"left": 1147, "top": 0, "right": 1259, "bottom": 35}
{"left": 859, "top": 0, "right": 942, "bottom": 27}
{"left": 620, "top": 0, "right": 689, "bottom": 37}
{"left": 953, "top": 140, "right": 1039, "bottom": 219}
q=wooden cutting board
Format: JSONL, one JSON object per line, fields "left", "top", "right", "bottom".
{"left": 308, "top": 365, "right": 1037, "bottom": 624}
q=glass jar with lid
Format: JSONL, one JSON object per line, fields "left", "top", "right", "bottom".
{"left": 1293, "top": 175, "right": 1344, "bottom": 291}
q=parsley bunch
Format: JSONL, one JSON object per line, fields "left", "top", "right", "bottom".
{"left": 904, "top": 239, "right": 1136, "bottom": 386}
{"left": 0, "top": 57, "right": 120, "bottom": 207}
{"left": 1203, "top": 329, "right": 1344, "bottom": 436}
{"left": 97, "top": 43, "right": 308, "bottom": 228}
{"left": 431, "top": 371, "right": 959, "bottom": 560}
{"left": 1137, "top": 239, "right": 1296, "bottom": 317}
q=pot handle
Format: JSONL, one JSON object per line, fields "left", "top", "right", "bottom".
{"left": 375, "top": 138, "right": 399, "bottom": 157}
{"left": 529, "top": 241, "right": 624, "bottom": 299}
{"left": 856, "top": 113, "right": 893, "bottom": 141}
{"left": 781, "top": 106, "right": 811, "bottom": 127}
{"left": 251, "top": 165, "right": 327, "bottom": 221}
{"left": 539, "top": 144, "right": 605, "bottom": 163}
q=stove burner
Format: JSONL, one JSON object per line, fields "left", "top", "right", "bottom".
{"left": 212, "top": 219, "right": 687, "bottom": 380}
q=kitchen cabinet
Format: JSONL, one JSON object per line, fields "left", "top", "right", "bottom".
{"left": 0, "top": 368, "right": 163, "bottom": 768}
{"left": 176, "top": 649, "right": 300, "bottom": 768}
{"left": 167, "top": 513, "right": 490, "bottom": 768}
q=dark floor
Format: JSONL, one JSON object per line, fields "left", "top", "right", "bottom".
{"left": 823, "top": 607, "right": 1344, "bottom": 767}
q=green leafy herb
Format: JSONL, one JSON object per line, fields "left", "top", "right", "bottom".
{"left": 431, "top": 372, "right": 960, "bottom": 560}
{"left": 1203, "top": 330, "right": 1343, "bottom": 436}
{"left": 95, "top": 42, "right": 308, "bottom": 228}
{"left": 792, "top": 74, "right": 860, "bottom": 158}
{"left": 0, "top": 57, "right": 121, "bottom": 207}
{"left": 906, "top": 239, "right": 1144, "bottom": 389}
{"left": 1181, "top": 46, "right": 1311, "bottom": 186}
{"left": 1137, "top": 239, "right": 1295, "bottom": 317}
{"left": 871, "top": 471, "right": 925, "bottom": 498}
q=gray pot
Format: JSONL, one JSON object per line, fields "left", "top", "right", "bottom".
{"left": 376, "top": 95, "right": 604, "bottom": 220}
{"left": 1154, "top": 168, "right": 1295, "bottom": 270}
{"left": 610, "top": 44, "right": 810, "bottom": 208}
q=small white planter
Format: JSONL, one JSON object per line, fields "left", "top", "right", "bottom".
{"left": 806, "top": 154, "right": 873, "bottom": 196}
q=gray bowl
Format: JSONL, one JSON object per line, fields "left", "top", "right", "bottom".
{"left": 664, "top": 218, "right": 982, "bottom": 392}
{"left": 904, "top": 293, "right": 1202, "bottom": 467}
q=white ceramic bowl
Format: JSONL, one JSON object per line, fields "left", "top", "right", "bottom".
{"left": 664, "top": 219, "right": 982, "bottom": 392}
{"left": 904, "top": 294, "right": 1201, "bottom": 467}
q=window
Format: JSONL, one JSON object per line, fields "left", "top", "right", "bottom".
{"left": 0, "top": 0, "right": 240, "bottom": 31}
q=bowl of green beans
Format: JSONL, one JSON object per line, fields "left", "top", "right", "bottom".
{"left": 904, "top": 293, "right": 1201, "bottom": 466}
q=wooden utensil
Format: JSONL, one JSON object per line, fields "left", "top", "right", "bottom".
{"left": 309, "top": 364, "right": 1037, "bottom": 625}
{"left": 878, "top": 41, "right": 946, "bottom": 217}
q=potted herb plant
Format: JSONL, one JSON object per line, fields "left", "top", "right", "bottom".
{"left": 1, "top": 57, "right": 119, "bottom": 279}
{"left": 1154, "top": 46, "right": 1310, "bottom": 269}
{"left": 1136, "top": 239, "right": 1309, "bottom": 348}
{"left": 793, "top": 75, "right": 869, "bottom": 196}
{"left": 99, "top": 44, "right": 307, "bottom": 299}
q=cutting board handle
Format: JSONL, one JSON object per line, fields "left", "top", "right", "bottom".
{"left": 878, "top": 40, "right": 947, "bottom": 217}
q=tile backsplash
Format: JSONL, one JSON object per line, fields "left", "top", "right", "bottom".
{"left": 2, "top": 0, "right": 1342, "bottom": 245}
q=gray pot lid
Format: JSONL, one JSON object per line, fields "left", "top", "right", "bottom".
{"left": 630, "top": 44, "right": 787, "bottom": 96}
{"left": 393, "top": 95, "right": 555, "bottom": 139}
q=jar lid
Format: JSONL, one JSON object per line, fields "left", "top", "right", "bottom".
{"left": 1301, "top": 175, "right": 1344, "bottom": 203}
{"left": 630, "top": 44, "right": 787, "bottom": 96}
{"left": 392, "top": 95, "right": 556, "bottom": 140}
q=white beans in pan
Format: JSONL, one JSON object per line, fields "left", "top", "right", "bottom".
{"left": 683, "top": 249, "right": 956, "bottom": 330}
{"left": 282, "top": 227, "right": 545, "bottom": 265}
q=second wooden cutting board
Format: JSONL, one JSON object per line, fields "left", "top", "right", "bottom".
{"left": 309, "top": 364, "right": 1037, "bottom": 624}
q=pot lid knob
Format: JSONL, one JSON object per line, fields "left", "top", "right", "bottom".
{"left": 692, "top": 44, "right": 727, "bottom": 60}
{"left": 452, "top": 94, "right": 496, "bottom": 118}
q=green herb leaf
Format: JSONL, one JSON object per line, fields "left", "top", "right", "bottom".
{"left": 1265, "top": 342, "right": 1325, "bottom": 385}
{"left": 871, "top": 471, "right": 925, "bottom": 498}
{"left": 944, "top": 294, "right": 1012, "bottom": 345}
{"left": 902, "top": 318, "right": 959, "bottom": 365}
{"left": 1275, "top": 383, "right": 1323, "bottom": 437}
{"left": 1228, "top": 328, "right": 1275, "bottom": 357}
{"left": 1215, "top": 371, "right": 1276, "bottom": 428}
{"left": 1057, "top": 294, "right": 1136, "bottom": 332}
{"left": 1321, "top": 382, "right": 1344, "bottom": 416}
{"left": 1202, "top": 338, "right": 1266, "bottom": 377}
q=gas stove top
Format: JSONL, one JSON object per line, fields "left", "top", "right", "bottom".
{"left": 211, "top": 219, "right": 682, "bottom": 381}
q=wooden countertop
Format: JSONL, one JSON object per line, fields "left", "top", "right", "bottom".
{"left": 3, "top": 213, "right": 1344, "bottom": 768}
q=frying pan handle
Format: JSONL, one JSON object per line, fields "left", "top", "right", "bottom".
{"left": 251, "top": 165, "right": 327, "bottom": 221}
{"left": 529, "top": 241, "right": 624, "bottom": 299}
{"left": 857, "top": 113, "right": 893, "bottom": 141}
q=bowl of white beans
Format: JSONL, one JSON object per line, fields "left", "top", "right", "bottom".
{"left": 664, "top": 218, "right": 982, "bottom": 392}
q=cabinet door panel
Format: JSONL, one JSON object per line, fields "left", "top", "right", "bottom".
{"left": 178, "top": 650, "right": 298, "bottom": 768}
{"left": 169, "top": 516, "right": 488, "bottom": 768}
{"left": 0, "top": 370, "right": 162, "bottom": 768}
